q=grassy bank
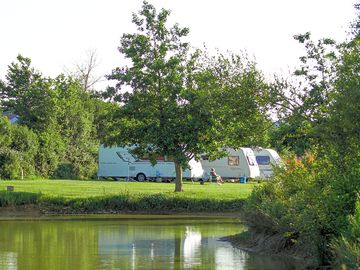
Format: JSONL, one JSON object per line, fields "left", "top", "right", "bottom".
{"left": 0, "top": 180, "right": 254, "bottom": 214}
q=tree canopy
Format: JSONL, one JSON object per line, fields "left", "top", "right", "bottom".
{"left": 105, "top": 1, "right": 270, "bottom": 191}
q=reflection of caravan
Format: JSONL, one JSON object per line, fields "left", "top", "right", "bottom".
{"left": 200, "top": 148, "right": 260, "bottom": 180}
{"left": 97, "top": 145, "right": 204, "bottom": 181}
{"left": 252, "top": 148, "right": 282, "bottom": 179}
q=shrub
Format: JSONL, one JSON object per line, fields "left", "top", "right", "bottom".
{"left": 0, "top": 148, "right": 22, "bottom": 179}
{"left": 332, "top": 201, "right": 360, "bottom": 269}
{"left": 51, "top": 163, "right": 77, "bottom": 179}
{"left": 243, "top": 153, "right": 358, "bottom": 266}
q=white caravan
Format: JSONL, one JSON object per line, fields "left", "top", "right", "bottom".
{"left": 200, "top": 148, "right": 260, "bottom": 180}
{"left": 97, "top": 145, "right": 204, "bottom": 181}
{"left": 252, "top": 148, "right": 282, "bottom": 179}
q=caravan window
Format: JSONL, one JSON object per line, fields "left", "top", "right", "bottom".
{"left": 228, "top": 156, "right": 239, "bottom": 166}
{"left": 256, "top": 156, "right": 270, "bottom": 165}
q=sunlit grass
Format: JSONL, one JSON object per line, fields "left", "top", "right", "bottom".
{"left": 0, "top": 179, "right": 257, "bottom": 212}
{"left": 0, "top": 180, "right": 255, "bottom": 200}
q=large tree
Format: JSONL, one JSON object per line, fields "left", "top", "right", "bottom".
{"left": 0, "top": 55, "right": 57, "bottom": 132}
{"left": 267, "top": 33, "right": 339, "bottom": 155}
{"left": 106, "top": 2, "right": 268, "bottom": 192}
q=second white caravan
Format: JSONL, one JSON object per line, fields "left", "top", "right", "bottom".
{"left": 97, "top": 145, "right": 204, "bottom": 181}
{"left": 200, "top": 148, "right": 260, "bottom": 180}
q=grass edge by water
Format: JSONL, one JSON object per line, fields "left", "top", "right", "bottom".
{"left": 0, "top": 190, "right": 245, "bottom": 215}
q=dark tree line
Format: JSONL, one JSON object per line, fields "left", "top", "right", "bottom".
{"left": 0, "top": 55, "right": 113, "bottom": 179}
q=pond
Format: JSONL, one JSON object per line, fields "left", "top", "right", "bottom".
{"left": 0, "top": 215, "right": 296, "bottom": 270}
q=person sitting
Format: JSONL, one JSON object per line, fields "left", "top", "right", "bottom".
{"left": 210, "top": 168, "right": 224, "bottom": 184}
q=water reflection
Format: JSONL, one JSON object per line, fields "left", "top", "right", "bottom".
{"left": 0, "top": 217, "right": 296, "bottom": 270}
{"left": 183, "top": 227, "right": 202, "bottom": 268}
{"left": 0, "top": 252, "right": 17, "bottom": 270}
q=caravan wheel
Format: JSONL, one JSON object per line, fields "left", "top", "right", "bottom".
{"left": 136, "top": 173, "right": 146, "bottom": 182}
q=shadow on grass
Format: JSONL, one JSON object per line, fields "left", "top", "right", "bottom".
{"left": 0, "top": 191, "right": 41, "bottom": 206}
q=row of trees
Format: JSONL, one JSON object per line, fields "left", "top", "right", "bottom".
{"left": 0, "top": 55, "right": 112, "bottom": 179}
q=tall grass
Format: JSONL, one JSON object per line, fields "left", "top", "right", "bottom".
{"left": 0, "top": 190, "right": 245, "bottom": 213}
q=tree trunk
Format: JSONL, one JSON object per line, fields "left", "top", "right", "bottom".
{"left": 174, "top": 161, "right": 183, "bottom": 192}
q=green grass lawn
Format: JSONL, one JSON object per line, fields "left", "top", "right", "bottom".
{"left": 0, "top": 179, "right": 255, "bottom": 200}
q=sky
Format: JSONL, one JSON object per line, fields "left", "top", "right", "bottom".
{"left": 0, "top": 0, "right": 357, "bottom": 89}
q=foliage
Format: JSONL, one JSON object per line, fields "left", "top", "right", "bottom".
{"left": 332, "top": 201, "right": 360, "bottom": 269}
{"left": 0, "top": 116, "right": 38, "bottom": 179}
{"left": 328, "top": 7, "right": 360, "bottom": 268}
{"left": 0, "top": 115, "right": 12, "bottom": 147}
{"left": 105, "top": 1, "right": 270, "bottom": 191}
{"left": 245, "top": 4, "right": 360, "bottom": 267}
{"left": 35, "top": 127, "right": 66, "bottom": 177}
{"left": 0, "top": 55, "right": 57, "bottom": 131}
{"left": 268, "top": 118, "right": 314, "bottom": 155}
{"left": 267, "top": 32, "right": 339, "bottom": 155}
{"left": 0, "top": 56, "right": 109, "bottom": 179}
{"left": 322, "top": 8, "right": 360, "bottom": 160}
{"left": 105, "top": 1, "right": 196, "bottom": 192}
{"left": 53, "top": 76, "right": 99, "bottom": 179}
{"left": 243, "top": 153, "right": 358, "bottom": 266}
{"left": 193, "top": 51, "right": 271, "bottom": 151}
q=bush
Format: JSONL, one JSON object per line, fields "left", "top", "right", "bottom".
{"left": 0, "top": 148, "right": 22, "bottom": 179}
{"left": 0, "top": 118, "right": 38, "bottom": 179}
{"left": 332, "top": 201, "right": 360, "bottom": 269}
{"left": 243, "top": 153, "right": 358, "bottom": 266}
{"left": 51, "top": 163, "right": 77, "bottom": 179}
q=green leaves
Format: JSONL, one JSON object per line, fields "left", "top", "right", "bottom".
{"left": 106, "top": 2, "right": 271, "bottom": 192}
{"left": 0, "top": 55, "right": 111, "bottom": 179}
{"left": 107, "top": 2, "right": 192, "bottom": 162}
{"left": 0, "top": 116, "right": 38, "bottom": 179}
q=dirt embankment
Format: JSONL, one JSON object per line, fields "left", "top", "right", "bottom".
{"left": 222, "top": 231, "right": 323, "bottom": 270}
{"left": 0, "top": 205, "right": 42, "bottom": 217}
{"left": 0, "top": 205, "right": 241, "bottom": 218}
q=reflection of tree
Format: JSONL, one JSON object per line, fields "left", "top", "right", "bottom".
{"left": 198, "top": 237, "right": 217, "bottom": 269}
{"left": 173, "top": 228, "right": 182, "bottom": 270}
{"left": 0, "top": 219, "right": 252, "bottom": 270}
{"left": 0, "top": 221, "right": 100, "bottom": 270}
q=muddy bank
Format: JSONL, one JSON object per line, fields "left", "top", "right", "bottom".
{"left": 0, "top": 205, "right": 42, "bottom": 217}
{"left": 0, "top": 205, "right": 240, "bottom": 219}
{"left": 222, "top": 231, "right": 325, "bottom": 270}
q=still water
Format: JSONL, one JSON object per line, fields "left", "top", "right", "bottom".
{"left": 0, "top": 216, "right": 296, "bottom": 270}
